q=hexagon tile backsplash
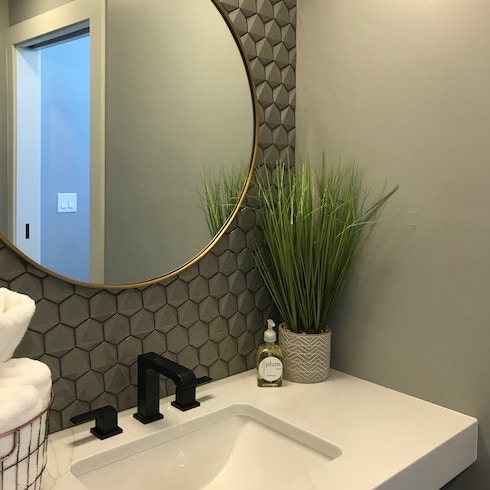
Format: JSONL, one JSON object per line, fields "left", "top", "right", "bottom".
{"left": 1, "top": 0, "right": 296, "bottom": 433}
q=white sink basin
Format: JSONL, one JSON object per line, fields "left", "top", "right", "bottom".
{"left": 70, "top": 403, "right": 342, "bottom": 490}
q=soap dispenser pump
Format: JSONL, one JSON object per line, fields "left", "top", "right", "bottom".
{"left": 256, "top": 319, "right": 283, "bottom": 387}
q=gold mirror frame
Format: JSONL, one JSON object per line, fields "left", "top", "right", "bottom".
{"left": 0, "top": 0, "right": 258, "bottom": 290}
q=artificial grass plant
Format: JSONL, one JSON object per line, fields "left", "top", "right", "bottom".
{"left": 252, "top": 157, "right": 398, "bottom": 334}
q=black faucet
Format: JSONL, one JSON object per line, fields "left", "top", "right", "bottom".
{"left": 70, "top": 406, "right": 123, "bottom": 440}
{"left": 133, "top": 352, "right": 212, "bottom": 424}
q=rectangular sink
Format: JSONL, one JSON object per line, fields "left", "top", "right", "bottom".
{"left": 71, "top": 403, "right": 342, "bottom": 490}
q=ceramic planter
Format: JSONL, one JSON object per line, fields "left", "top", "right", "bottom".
{"left": 278, "top": 324, "right": 331, "bottom": 383}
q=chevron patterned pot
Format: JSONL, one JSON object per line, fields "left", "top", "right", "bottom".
{"left": 278, "top": 324, "right": 331, "bottom": 383}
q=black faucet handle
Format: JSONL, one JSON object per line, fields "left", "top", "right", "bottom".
{"left": 70, "top": 405, "right": 123, "bottom": 440}
{"left": 171, "top": 376, "right": 213, "bottom": 412}
{"left": 195, "top": 376, "right": 212, "bottom": 387}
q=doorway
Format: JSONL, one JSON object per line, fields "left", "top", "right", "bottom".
{"left": 15, "top": 32, "right": 90, "bottom": 281}
{"left": 6, "top": 0, "right": 105, "bottom": 283}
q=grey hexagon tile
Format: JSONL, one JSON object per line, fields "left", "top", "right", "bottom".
{"left": 247, "top": 14, "right": 265, "bottom": 42}
{"left": 104, "top": 314, "right": 130, "bottom": 344}
{"left": 117, "top": 289, "right": 143, "bottom": 317}
{"left": 178, "top": 263, "right": 199, "bottom": 283}
{"left": 257, "top": 0, "right": 274, "bottom": 22}
{"left": 209, "top": 273, "right": 229, "bottom": 299}
{"left": 60, "top": 295, "right": 90, "bottom": 327}
{"left": 246, "top": 309, "right": 268, "bottom": 334}
{"left": 272, "top": 125, "right": 289, "bottom": 149}
{"left": 239, "top": 0, "right": 256, "bottom": 18}
{"left": 142, "top": 284, "right": 166, "bottom": 312}
{"left": 256, "top": 38, "right": 274, "bottom": 65}
{"left": 246, "top": 349, "right": 257, "bottom": 370}
{"left": 60, "top": 348, "right": 91, "bottom": 380}
{"left": 177, "top": 345, "right": 199, "bottom": 370}
{"left": 117, "top": 384, "right": 137, "bottom": 412}
{"left": 29, "top": 299, "right": 59, "bottom": 334}
{"left": 76, "top": 371, "right": 105, "bottom": 403}
{"left": 154, "top": 304, "right": 178, "bottom": 333}
{"left": 250, "top": 57, "right": 266, "bottom": 84}
{"left": 76, "top": 319, "right": 104, "bottom": 351}
{"left": 228, "top": 312, "right": 247, "bottom": 338}
{"left": 198, "top": 341, "right": 219, "bottom": 367}
{"left": 142, "top": 330, "right": 166, "bottom": 354}
{"left": 188, "top": 322, "right": 210, "bottom": 348}
{"left": 197, "top": 254, "right": 219, "bottom": 279}
{"left": 177, "top": 301, "right": 199, "bottom": 328}
{"left": 208, "top": 359, "right": 229, "bottom": 380}
{"left": 265, "top": 103, "right": 281, "bottom": 129}
{"left": 220, "top": 0, "right": 239, "bottom": 12}
{"left": 104, "top": 364, "right": 131, "bottom": 395}
{"left": 219, "top": 294, "right": 238, "bottom": 319}
{"left": 237, "top": 290, "right": 256, "bottom": 315}
{"left": 129, "top": 309, "right": 154, "bottom": 339}
{"left": 273, "top": 43, "right": 290, "bottom": 69}
{"left": 281, "top": 105, "right": 295, "bottom": 131}
{"left": 90, "top": 342, "right": 117, "bottom": 373}
{"left": 45, "top": 325, "right": 76, "bottom": 357}
{"left": 236, "top": 249, "right": 255, "bottom": 273}
{"left": 89, "top": 291, "right": 117, "bottom": 321}
{"left": 218, "top": 336, "right": 237, "bottom": 362}
{"left": 255, "top": 285, "right": 273, "bottom": 310}
{"left": 274, "top": 1, "right": 291, "bottom": 27}
{"left": 282, "top": 24, "right": 295, "bottom": 50}
{"left": 217, "top": 250, "right": 238, "bottom": 276}
{"left": 166, "top": 279, "right": 189, "bottom": 307}
{"left": 117, "top": 336, "right": 142, "bottom": 366}
{"left": 259, "top": 124, "right": 274, "bottom": 149}
{"left": 237, "top": 330, "right": 256, "bottom": 356}
{"left": 59, "top": 295, "right": 89, "bottom": 327}
{"left": 51, "top": 377, "right": 76, "bottom": 411}
{"left": 209, "top": 317, "right": 229, "bottom": 343}
{"left": 228, "top": 354, "right": 248, "bottom": 375}
{"left": 256, "top": 81, "right": 274, "bottom": 107}
{"left": 73, "top": 285, "right": 99, "bottom": 299}
{"left": 228, "top": 228, "right": 247, "bottom": 253}
{"left": 227, "top": 7, "right": 247, "bottom": 36}
{"left": 264, "top": 19, "right": 281, "bottom": 46}
{"left": 0, "top": 248, "right": 25, "bottom": 280}
{"left": 14, "top": 329, "right": 45, "bottom": 359}
{"left": 198, "top": 297, "right": 220, "bottom": 324}
{"left": 188, "top": 276, "right": 209, "bottom": 303}
{"left": 273, "top": 85, "right": 290, "bottom": 111}
{"left": 10, "top": 274, "right": 43, "bottom": 301}
{"left": 228, "top": 271, "right": 247, "bottom": 296}
{"left": 167, "top": 325, "right": 188, "bottom": 353}
{"left": 43, "top": 276, "right": 74, "bottom": 302}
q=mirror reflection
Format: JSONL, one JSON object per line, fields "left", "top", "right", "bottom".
{"left": 0, "top": 0, "right": 255, "bottom": 286}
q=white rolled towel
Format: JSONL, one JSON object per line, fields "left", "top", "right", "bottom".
{"left": 0, "top": 358, "right": 52, "bottom": 410}
{"left": 0, "top": 288, "right": 36, "bottom": 362}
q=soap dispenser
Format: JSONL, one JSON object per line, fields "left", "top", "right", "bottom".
{"left": 256, "top": 319, "right": 283, "bottom": 387}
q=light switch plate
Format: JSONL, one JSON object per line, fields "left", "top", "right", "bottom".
{"left": 57, "top": 193, "right": 77, "bottom": 213}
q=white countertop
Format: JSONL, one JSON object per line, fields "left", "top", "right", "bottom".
{"left": 43, "top": 369, "right": 477, "bottom": 490}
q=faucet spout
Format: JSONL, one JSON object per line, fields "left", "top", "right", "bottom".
{"left": 133, "top": 352, "right": 212, "bottom": 424}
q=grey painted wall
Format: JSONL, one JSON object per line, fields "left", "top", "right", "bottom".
{"left": 296, "top": 0, "right": 489, "bottom": 488}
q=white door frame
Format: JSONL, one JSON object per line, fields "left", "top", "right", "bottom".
{"left": 6, "top": 0, "right": 105, "bottom": 283}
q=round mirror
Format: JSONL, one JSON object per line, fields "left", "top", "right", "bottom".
{"left": 0, "top": 0, "right": 256, "bottom": 287}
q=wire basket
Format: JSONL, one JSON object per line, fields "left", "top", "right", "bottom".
{"left": 0, "top": 392, "right": 53, "bottom": 490}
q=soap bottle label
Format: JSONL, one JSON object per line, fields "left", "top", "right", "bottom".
{"left": 258, "top": 357, "right": 283, "bottom": 382}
